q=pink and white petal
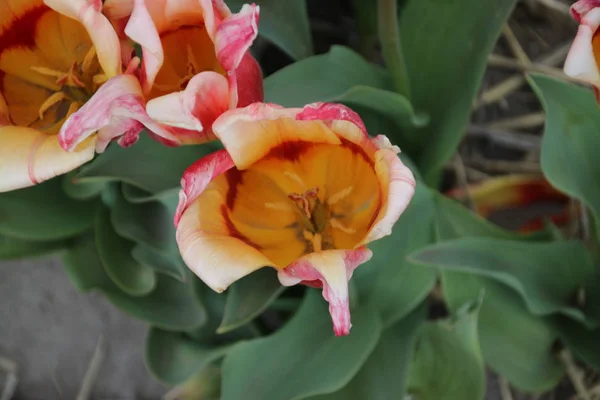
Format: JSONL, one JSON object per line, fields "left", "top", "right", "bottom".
{"left": 44, "top": 0, "right": 122, "bottom": 77}
{"left": 176, "top": 194, "right": 272, "bottom": 292}
{"left": 297, "top": 102, "right": 376, "bottom": 154}
{"left": 123, "top": 0, "right": 163, "bottom": 92}
{"left": 174, "top": 149, "right": 235, "bottom": 226}
{"left": 564, "top": 8, "right": 600, "bottom": 87}
{"left": 214, "top": 3, "right": 259, "bottom": 72}
{"left": 234, "top": 52, "right": 264, "bottom": 107}
{"left": 278, "top": 248, "right": 373, "bottom": 336}
{"left": 571, "top": 0, "right": 600, "bottom": 22}
{"left": 359, "top": 144, "right": 415, "bottom": 246}
{"left": 199, "top": 0, "right": 231, "bottom": 38}
{"left": 0, "top": 126, "right": 95, "bottom": 192}
{"left": 213, "top": 103, "right": 341, "bottom": 170}
{"left": 58, "top": 74, "right": 177, "bottom": 152}
{"left": 146, "top": 71, "right": 229, "bottom": 141}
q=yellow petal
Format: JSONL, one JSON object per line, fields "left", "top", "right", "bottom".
{"left": 0, "top": 126, "right": 95, "bottom": 192}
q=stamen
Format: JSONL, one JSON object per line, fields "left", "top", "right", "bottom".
{"left": 81, "top": 46, "right": 97, "bottom": 75}
{"left": 303, "top": 231, "right": 322, "bottom": 252}
{"left": 66, "top": 101, "right": 80, "bottom": 119}
{"left": 93, "top": 74, "right": 108, "bottom": 86}
{"left": 330, "top": 218, "right": 356, "bottom": 234}
{"left": 284, "top": 171, "right": 306, "bottom": 187}
{"left": 38, "top": 92, "right": 66, "bottom": 120}
{"left": 31, "top": 66, "right": 65, "bottom": 79}
{"left": 328, "top": 186, "right": 353, "bottom": 205}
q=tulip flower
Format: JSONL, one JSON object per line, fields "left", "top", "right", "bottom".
{"left": 174, "top": 102, "right": 416, "bottom": 335}
{"left": 0, "top": 0, "right": 166, "bottom": 192}
{"left": 564, "top": 0, "right": 600, "bottom": 100}
{"left": 101, "top": 0, "right": 264, "bottom": 145}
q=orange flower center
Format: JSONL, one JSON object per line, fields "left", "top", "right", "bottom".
{"left": 197, "top": 141, "right": 382, "bottom": 268}
{"left": 149, "top": 25, "right": 224, "bottom": 99}
{"left": 0, "top": 5, "right": 104, "bottom": 134}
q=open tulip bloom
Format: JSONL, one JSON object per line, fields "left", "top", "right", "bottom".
{"left": 174, "top": 102, "right": 416, "bottom": 335}
{"left": 564, "top": 0, "right": 600, "bottom": 99}
{"left": 0, "top": 0, "right": 263, "bottom": 192}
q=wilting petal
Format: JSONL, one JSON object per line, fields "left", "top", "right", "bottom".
{"left": 58, "top": 74, "right": 176, "bottom": 152}
{"left": 571, "top": 0, "right": 600, "bottom": 22}
{"left": 360, "top": 137, "right": 416, "bottom": 245}
{"left": 564, "top": 7, "right": 600, "bottom": 87}
{"left": 0, "top": 126, "right": 95, "bottom": 192}
{"left": 176, "top": 151, "right": 272, "bottom": 292}
{"left": 212, "top": 103, "right": 340, "bottom": 169}
{"left": 278, "top": 248, "right": 373, "bottom": 336}
{"left": 146, "top": 71, "right": 229, "bottom": 143}
{"left": 174, "top": 149, "right": 235, "bottom": 225}
{"left": 44, "top": 0, "right": 122, "bottom": 77}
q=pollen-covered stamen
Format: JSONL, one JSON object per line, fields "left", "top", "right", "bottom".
{"left": 328, "top": 186, "right": 353, "bottom": 205}
{"left": 330, "top": 218, "right": 356, "bottom": 234}
{"left": 303, "top": 230, "right": 323, "bottom": 252}
{"left": 38, "top": 92, "right": 66, "bottom": 119}
{"left": 81, "top": 46, "right": 97, "bottom": 75}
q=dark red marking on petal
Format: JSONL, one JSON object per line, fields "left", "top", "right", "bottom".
{"left": 264, "top": 140, "right": 314, "bottom": 162}
{"left": 220, "top": 204, "right": 259, "bottom": 249}
{"left": 0, "top": 5, "right": 48, "bottom": 52}
{"left": 339, "top": 138, "right": 374, "bottom": 166}
{"left": 225, "top": 167, "right": 244, "bottom": 210}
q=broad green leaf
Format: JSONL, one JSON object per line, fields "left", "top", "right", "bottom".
{"left": 164, "top": 365, "right": 222, "bottom": 400}
{"left": 131, "top": 244, "right": 187, "bottom": 282}
{"left": 227, "top": 0, "right": 312, "bottom": 60}
{"left": 62, "top": 172, "right": 106, "bottom": 200}
{"left": 218, "top": 268, "right": 285, "bottom": 334}
{"left": 354, "top": 184, "right": 436, "bottom": 327}
{"left": 0, "top": 178, "right": 97, "bottom": 240}
{"left": 264, "top": 46, "right": 388, "bottom": 107}
{"left": 61, "top": 232, "right": 112, "bottom": 291}
{"left": 400, "top": 0, "right": 517, "bottom": 182}
{"left": 145, "top": 328, "right": 232, "bottom": 385}
{"left": 221, "top": 291, "right": 382, "bottom": 400}
{"left": 0, "top": 234, "right": 66, "bottom": 260}
{"left": 408, "top": 299, "right": 485, "bottom": 400}
{"left": 411, "top": 238, "right": 593, "bottom": 322}
{"left": 111, "top": 188, "right": 176, "bottom": 253}
{"left": 310, "top": 303, "right": 427, "bottom": 400}
{"left": 103, "top": 274, "right": 207, "bottom": 331}
{"left": 556, "top": 317, "right": 600, "bottom": 372}
{"left": 77, "top": 135, "right": 220, "bottom": 194}
{"left": 443, "top": 272, "right": 564, "bottom": 392}
{"left": 528, "top": 74, "right": 600, "bottom": 223}
{"left": 122, "top": 183, "right": 176, "bottom": 204}
{"left": 95, "top": 206, "right": 157, "bottom": 296}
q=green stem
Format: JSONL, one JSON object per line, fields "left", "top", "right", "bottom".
{"left": 378, "top": 0, "right": 411, "bottom": 99}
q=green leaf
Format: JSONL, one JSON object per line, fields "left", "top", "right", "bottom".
{"left": 61, "top": 231, "right": 113, "bottom": 291}
{"left": 111, "top": 188, "right": 177, "bottom": 253}
{"left": 227, "top": 0, "right": 312, "bottom": 60}
{"left": 0, "top": 178, "right": 97, "bottom": 240}
{"left": 410, "top": 238, "right": 593, "bottom": 322}
{"left": 556, "top": 317, "right": 600, "bottom": 372}
{"left": 408, "top": 298, "right": 485, "bottom": 400}
{"left": 62, "top": 172, "right": 106, "bottom": 200}
{"left": 95, "top": 205, "right": 157, "bottom": 296}
{"left": 443, "top": 272, "right": 564, "bottom": 392}
{"left": 400, "top": 0, "right": 517, "bottom": 182}
{"left": 121, "top": 184, "right": 175, "bottom": 204}
{"left": 310, "top": 303, "right": 427, "bottom": 400}
{"left": 145, "top": 328, "right": 232, "bottom": 385}
{"left": 103, "top": 274, "right": 207, "bottom": 331}
{"left": 164, "top": 365, "right": 222, "bottom": 400}
{"left": 354, "top": 184, "right": 437, "bottom": 327}
{"left": 528, "top": 74, "right": 600, "bottom": 223}
{"left": 218, "top": 268, "right": 285, "bottom": 334}
{"left": 77, "top": 135, "right": 220, "bottom": 194}
{"left": 131, "top": 244, "right": 187, "bottom": 282}
{"left": 0, "top": 234, "right": 66, "bottom": 260}
{"left": 264, "top": 46, "right": 388, "bottom": 107}
{"left": 221, "top": 291, "right": 382, "bottom": 400}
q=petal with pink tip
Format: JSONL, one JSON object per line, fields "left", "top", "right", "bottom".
{"left": 278, "top": 248, "right": 373, "bottom": 336}
{"left": 0, "top": 126, "right": 95, "bottom": 192}
{"left": 571, "top": 0, "right": 600, "bottom": 22}
{"left": 564, "top": 8, "right": 600, "bottom": 87}
{"left": 235, "top": 52, "right": 264, "bottom": 107}
{"left": 359, "top": 137, "right": 416, "bottom": 245}
{"left": 58, "top": 74, "right": 177, "bottom": 153}
{"left": 44, "top": 0, "right": 122, "bottom": 77}
{"left": 212, "top": 103, "right": 341, "bottom": 170}
{"left": 146, "top": 71, "right": 229, "bottom": 143}
{"left": 174, "top": 149, "right": 235, "bottom": 226}
{"left": 214, "top": 3, "right": 259, "bottom": 72}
